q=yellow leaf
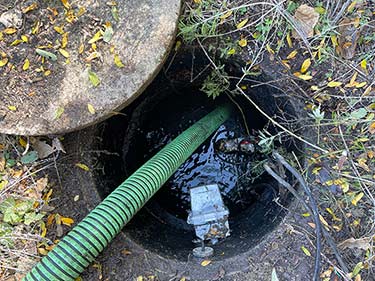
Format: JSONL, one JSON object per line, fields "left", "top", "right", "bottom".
{"left": 330, "top": 35, "right": 338, "bottom": 47}
{"left": 61, "top": 217, "right": 74, "bottom": 226}
{"left": 220, "top": 10, "right": 232, "bottom": 20}
{"left": 114, "top": 54, "right": 125, "bottom": 68}
{"left": 41, "top": 222, "right": 47, "bottom": 237}
{"left": 19, "top": 137, "right": 27, "bottom": 147}
{"left": 360, "top": 59, "right": 367, "bottom": 71}
{"left": 8, "top": 105, "right": 16, "bottom": 111}
{"left": 76, "top": 163, "right": 90, "bottom": 171}
{"left": 351, "top": 192, "right": 364, "bottom": 206}
{"left": 301, "top": 58, "right": 311, "bottom": 73}
{"left": 266, "top": 44, "right": 274, "bottom": 54}
{"left": 38, "top": 247, "right": 49, "bottom": 255}
{"left": 0, "top": 58, "right": 8, "bottom": 67}
{"left": 59, "top": 49, "right": 70, "bottom": 58}
{"left": 236, "top": 18, "right": 248, "bottom": 29}
{"left": 295, "top": 73, "right": 313, "bottom": 80}
{"left": 22, "top": 2, "right": 38, "bottom": 13}
{"left": 136, "top": 276, "right": 143, "bottom": 281}
{"left": 61, "top": 0, "right": 71, "bottom": 9}
{"left": 327, "top": 81, "right": 342, "bottom": 87}
{"left": 369, "top": 122, "right": 375, "bottom": 134}
{"left": 238, "top": 38, "right": 247, "bottom": 47}
{"left": 227, "top": 48, "right": 236, "bottom": 55}
{"left": 348, "top": 72, "right": 358, "bottom": 87}
{"left": 23, "top": 58, "right": 30, "bottom": 71}
{"left": 286, "top": 32, "right": 293, "bottom": 48}
{"left": 319, "top": 214, "right": 330, "bottom": 228}
{"left": 347, "top": 1, "right": 357, "bottom": 12}
{"left": 355, "top": 82, "right": 367, "bottom": 88}
{"left": 61, "top": 32, "right": 68, "bottom": 48}
{"left": 201, "top": 260, "right": 211, "bottom": 266}
{"left": 87, "top": 104, "right": 96, "bottom": 114}
{"left": 21, "top": 35, "right": 28, "bottom": 42}
{"left": 54, "top": 107, "right": 64, "bottom": 119}
{"left": 79, "top": 43, "right": 85, "bottom": 54}
{"left": 10, "top": 39, "right": 23, "bottom": 46}
{"left": 286, "top": 50, "right": 298, "bottom": 59}
{"left": 3, "top": 28, "right": 17, "bottom": 34}
{"left": 54, "top": 26, "right": 64, "bottom": 34}
{"left": 363, "top": 86, "right": 372, "bottom": 96}
{"left": 301, "top": 246, "right": 311, "bottom": 257}
{"left": 88, "top": 31, "right": 103, "bottom": 44}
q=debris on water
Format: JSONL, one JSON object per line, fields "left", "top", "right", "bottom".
{"left": 215, "top": 137, "right": 255, "bottom": 154}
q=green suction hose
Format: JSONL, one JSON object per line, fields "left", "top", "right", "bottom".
{"left": 24, "top": 104, "right": 233, "bottom": 281}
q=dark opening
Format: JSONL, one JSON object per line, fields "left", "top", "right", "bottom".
{"left": 96, "top": 47, "right": 303, "bottom": 261}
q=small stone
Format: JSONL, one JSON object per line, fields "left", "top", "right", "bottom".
{"left": 74, "top": 195, "right": 80, "bottom": 201}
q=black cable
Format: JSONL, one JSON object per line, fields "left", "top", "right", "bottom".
{"left": 272, "top": 151, "right": 322, "bottom": 281}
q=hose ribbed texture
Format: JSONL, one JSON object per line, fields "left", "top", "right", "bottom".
{"left": 24, "top": 104, "right": 232, "bottom": 281}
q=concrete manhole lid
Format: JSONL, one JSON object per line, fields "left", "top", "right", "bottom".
{"left": 0, "top": 0, "right": 181, "bottom": 136}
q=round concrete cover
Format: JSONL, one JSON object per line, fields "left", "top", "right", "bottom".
{"left": 0, "top": 0, "right": 181, "bottom": 135}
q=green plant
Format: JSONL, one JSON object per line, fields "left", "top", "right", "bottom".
{"left": 200, "top": 66, "right": 230, "bottom": 99}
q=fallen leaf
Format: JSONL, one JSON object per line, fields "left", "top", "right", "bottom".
{"left": 301, "top": 58, "right": 311, "bottom": 73}
{"left": 286, "top": 50, "right": 298, "bottom": 59}
{"left": 87, "top": 104, "right": 96, "bottom": 114}
{"left": 76, "top": 163, "right": 90, "bottom": 171}
{"left": 369, "top": 122, "right": 375, "bottom": 134}
{"left": 360, "top": 59, "right": 367, "bottom": 71}
{"left": 351, "top": 192, "right": 364, "bottom": 206}
{"left": 103, "top": 25, "right": 114, "bottom": 43}
{"left": 236, "top": 18, "right": 248, "bottom": 29}
{"left": 295, "top": 73, "right": 313, "bottom": 80}
{"left": 220, "top": 10, "right": 232, "bottom": 20}
{"left": 286, "top": 32, "right": 293, "bottom": 48}
{"left": 8, "top": 105, "right": 17, "bottom": 111}
{"left": 327, "top": 81, "right": 342, "bottom": 87}
{"left": 60, "top": 217, "right": 74, "bottom": 226}
{"left": 23, "top": 58, "right": 30, "bottom": 70}
{"left": 88, "top": 30, "right": 103, "bottom": 44}
{"left": 301, "top": 246, "right": 311, "bottom": 256}
{"left": 59, "top": 49, "right": 70, "bottom": 58}
{"left": 292, "top": 4, "right": 320, "bottom": 38}
{"left": 54, "top": 107, "right": 64, "bottom": 119}
{"left": 88, "top": 70, "right": 100, "bottom": 87}
{"left": 33, "top": 139, "right": 54, "bottom": 159}
{"left": 338, "top": 237, "right": 371, "bottom": 251}
{"left": 201, "top": 260, "right": 211, "bottom": 266}
{"left": 114, "top": 54, "right": 125, "bottom": 68}
{"left": 238, "top": 38, "right": 247, "bottom": 47}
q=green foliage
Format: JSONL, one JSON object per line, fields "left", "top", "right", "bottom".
{"left": 200, "top": 67, "right": 229, "bottom": 99}
{"left": 0, "top": 197, "right": 44, "bottom": 225}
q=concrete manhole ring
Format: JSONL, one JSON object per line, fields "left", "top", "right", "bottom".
{"left": 0, "top": 0, "right": 181, "bottom": 136}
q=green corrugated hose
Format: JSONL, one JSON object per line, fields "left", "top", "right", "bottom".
{"left": 24, "top": 104, "right": 233, "bottom": 281}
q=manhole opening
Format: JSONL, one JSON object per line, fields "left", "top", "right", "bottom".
{"left": 96, "top": 48, "right": 304, "bottom": 261}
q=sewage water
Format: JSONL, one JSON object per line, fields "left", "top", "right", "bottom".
{"left": 123, "top": 91, "right": 275, "bottom": 227}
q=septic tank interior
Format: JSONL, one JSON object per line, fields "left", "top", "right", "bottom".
{"left": 89, "top": 47, "right": 303, "bottom": 259}
{"left": 50, "top": 46, "right": 312, "bottom": 280}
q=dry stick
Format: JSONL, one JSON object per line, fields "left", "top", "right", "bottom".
{"left": 236, "top": 86, "right": 328, "bottom": 153}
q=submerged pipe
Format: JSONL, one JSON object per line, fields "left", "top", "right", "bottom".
{"left": 24, "top": 104, "right": 233, "bottom": 281}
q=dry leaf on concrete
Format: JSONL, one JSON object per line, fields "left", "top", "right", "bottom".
{"left": 292, "top": 4, "right": 320, "bottom": 38}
